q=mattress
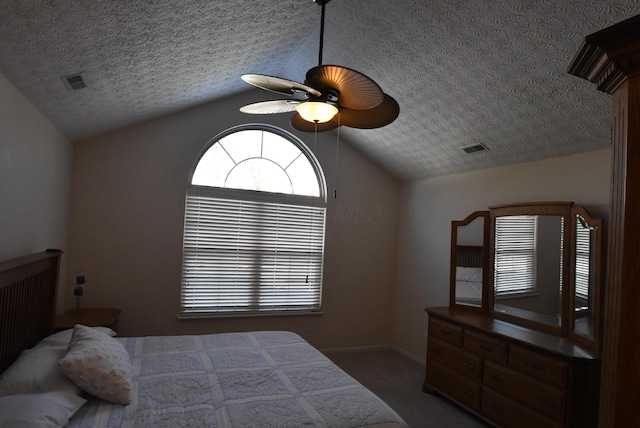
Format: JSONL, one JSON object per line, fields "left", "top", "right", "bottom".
{"left": 66, "top": 331, "right": 408, "bottom": 428}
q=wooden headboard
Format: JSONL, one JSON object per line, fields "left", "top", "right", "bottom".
{"left": 455, "top": 245, "right": 483, "bottom": 268}
{"left": 0, "top": 250, "right": 62, "bottom": 373}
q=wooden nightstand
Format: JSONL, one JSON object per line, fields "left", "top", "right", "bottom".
{"left": 54, "top": 308, "right": 121, "bottom": 332}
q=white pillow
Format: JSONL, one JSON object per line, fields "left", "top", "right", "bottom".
{"left": 59, "top": 324, "right": 133, "bottom": 405}
{"left": 0, "top": 391, "right": 86, "bottom": 428}
{"left": 0, "top": 346, "right": 82, "bottom": 397}
{"left": 456, "top": 266, "right": 483, "bottom": 282}
{"left": 37, "top": 326, "right": 117, "bottom": 348}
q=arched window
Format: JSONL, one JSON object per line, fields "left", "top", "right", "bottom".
{"left": 180, "top": 125, "right": 327, "bottom": 317}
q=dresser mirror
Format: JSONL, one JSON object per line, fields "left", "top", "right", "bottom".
{"left": 569, "top": 207, "right": 602, "bottom": 351}
{"left": 450, "top": 211, "right": 489, "bottom": 312}
{"left": 492, "top": 213, "right": 567, "bottom": 332}
{"left": 449, "top": 202, "right": 603, "bottom": 348}
{"left": 489, "top": 202, "right": 572, "bottom": 335}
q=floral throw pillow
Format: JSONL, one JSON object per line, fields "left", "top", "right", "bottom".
{"left": 59, "top": 324, "right": 132, "bottom": 405}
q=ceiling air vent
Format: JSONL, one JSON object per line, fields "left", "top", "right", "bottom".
{"left": 462, "top": 143, "right": 489, "bottom": 154}
{"left": 61, "top": 73, "right": 86, "bottom": 91}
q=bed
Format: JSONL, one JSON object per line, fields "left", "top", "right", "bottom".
{"left": 453, "top": 245, "right": 484, "bottom": 305}
{"left": 0, "top": 251, "right": 408, "bottom": 428}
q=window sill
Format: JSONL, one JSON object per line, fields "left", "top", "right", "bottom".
{"left": 178, "top": 310, "right": 324, "bottom": 320}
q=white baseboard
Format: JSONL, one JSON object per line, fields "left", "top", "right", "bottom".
{"left": 321, "top": 344, "right": 391, "bottom": 354}
{"left": 391, "top": 345, "right": 426, "bottom": 366}
{"left": 321, "top": 344, "right": 426, "bottom": 367}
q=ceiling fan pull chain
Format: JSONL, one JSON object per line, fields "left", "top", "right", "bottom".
{"left": 333, "top": 113, "right": 341, "bottom": 199}
{"left": 313, "top": 122, "right": 318, "bottom": 151}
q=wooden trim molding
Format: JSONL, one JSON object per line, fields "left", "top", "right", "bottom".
{"left": 568, "top": 14, "right": 640, "bottom": 428}
{"left": 568, "top": 14, "right": 640, "bottom": 94}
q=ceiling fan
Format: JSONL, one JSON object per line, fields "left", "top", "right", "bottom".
{"left": 239, "top": 0, "right": 399, "bottom": 133}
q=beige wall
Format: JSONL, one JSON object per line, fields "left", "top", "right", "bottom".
{"left": 0, "top": 72, "right": 72, "bottom": 308}
{"left": 2, "top": 70, "right": 612, "bottom": 359}
{"left": 66, "top": 90, "right": 401, "bottom": 350}
{"left": 393, "top": 149, "right": 611, "bottom": 361}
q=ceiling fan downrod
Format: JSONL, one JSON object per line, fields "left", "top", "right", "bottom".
{"left": 314, "top": 0, "right": 332, "bottom": 66}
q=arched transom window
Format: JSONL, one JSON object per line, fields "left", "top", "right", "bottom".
{"left": 192, "top": 128, "right": 321, "bottom": 197}
{"left": 180, "top": 125, "right": 327, "bottom": 317}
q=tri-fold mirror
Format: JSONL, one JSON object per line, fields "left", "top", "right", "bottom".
{"left": 450, "top": 202, "right": 603, "bottom": 351}
{"left": 449, "top": 211, "right": 490, "bottom": 310}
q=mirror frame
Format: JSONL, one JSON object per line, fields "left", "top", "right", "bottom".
{"left": 488, "top": 202, "right": 573, "bottom": 336}
{"left": 450, "top": 211, "right": 490, "bottom": 313}
{"left": 569, "top": 206, "right": 603, "bottom": 352}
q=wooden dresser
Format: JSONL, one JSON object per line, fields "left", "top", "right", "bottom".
{"left": 424, "top": 307, "right": 601, "bottom": 427}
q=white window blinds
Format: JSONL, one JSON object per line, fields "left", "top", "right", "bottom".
{"left": 494, "top": 215, "right": 537, "bottom": 296}
{"left": 180, "top": 195, "right": 325, "bottom": 315}
{"left": 574, "top": 220, "right": 591, "bottom": 301}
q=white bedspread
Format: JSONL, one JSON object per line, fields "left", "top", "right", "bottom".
{"left": 455, "top": 280, "right": 482, "bottom": 303}
{"left": 67, "top": 331, "right": 407, "bottom": 428}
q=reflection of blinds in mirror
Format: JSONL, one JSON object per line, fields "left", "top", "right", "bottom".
{"left": 575, "top": 218, "right": 591, "bottom": 301}
{"left": 494, "top": 215, "right": 536, "bottom": 296}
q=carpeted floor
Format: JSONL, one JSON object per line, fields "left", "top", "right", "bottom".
{"left": 325, "top": 348, "right": 491, "bottom": 428}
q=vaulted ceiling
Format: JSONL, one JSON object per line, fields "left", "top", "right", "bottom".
{"left": 1, "top": 1, "right": 638, "bottom": 180}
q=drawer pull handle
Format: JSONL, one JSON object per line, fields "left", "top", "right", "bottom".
{"left": 539, "top": 397, "right": 556, "bottom": 407}
{"left": 463, "top": 363, "right": 475, "bottom": 370}
{"left": 488, "top": 404, "right": 502, "bottom": 413}
{"left": 488, "top": 374, "right": 503, "bottom": 383}
{"left": 526, "top": 362, "right": 545, "bottom": 372}
{"left": 476, "top": 343, "right": 490, "bottom": 350}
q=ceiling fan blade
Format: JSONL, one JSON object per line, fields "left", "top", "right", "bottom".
{"left": 240, "top": 100, "right": 300, "bottom": 114}
{"left": 305, "top": 65, "right": 384, "bottom": 110}
{"left": 241, "top": 74, "right": 321, "bottom": 97}
{"left": 290, "top": 113, "right": 340, "bottom": 133}
{"left": 338, "top": 94, "right": 400, "bottom": 129}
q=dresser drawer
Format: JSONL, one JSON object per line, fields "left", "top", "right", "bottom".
{"left": 428, "top": 337, "right": 483, "bottom": 382}
{"left": 463, "top": 330, "right": 507, "bottom": 364}
{"left": 429, "top": 317, "right": 463, "bottom": 346}
{"left": 509, "top": 345, "right": 568, "bottom": 387}
{"left": 426, "top": 359, "right": 481, "bottom": 411}
{"left": 484, "top": 362, "right": 566, "bottom": 423}
{"left": 482, "top": 388, "right": 563, "bottom": 428}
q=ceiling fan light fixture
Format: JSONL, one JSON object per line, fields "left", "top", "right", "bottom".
{"left": 296, "top": 101, "right": 338, "bottom": 123}
{"left": 240, "top": 0, "right": 399, "bottom": 131}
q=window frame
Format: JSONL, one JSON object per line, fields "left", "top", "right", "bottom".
{"left": 179, "top": 124, "right": 327, "bottom": 318}
{"left": 189, "top": 124, "right": 327, "bottom": 199}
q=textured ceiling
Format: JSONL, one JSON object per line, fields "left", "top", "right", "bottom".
{"left": 1, "top": 1, "right": 638, "bottom": 180}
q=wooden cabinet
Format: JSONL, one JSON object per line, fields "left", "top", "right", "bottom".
{"left": 482, "top": 388, "right": 562, "bottom": 428}
{"left": 429, "top": 337, "right": 482, "bottom": 381}
{"left": 484, "top": 362, "right": 565, "bottom": 423}
{"left": 463, "top": 331, "right": 507, "bottom": 364}
{"left": 424, "top": 307, "right": 600, "bottom": 427}
{"left": 426, "top": 359, "right": 482, "bottom": 411}
{"left": 508, "top": 345, "right": 567, "bottom": 387}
